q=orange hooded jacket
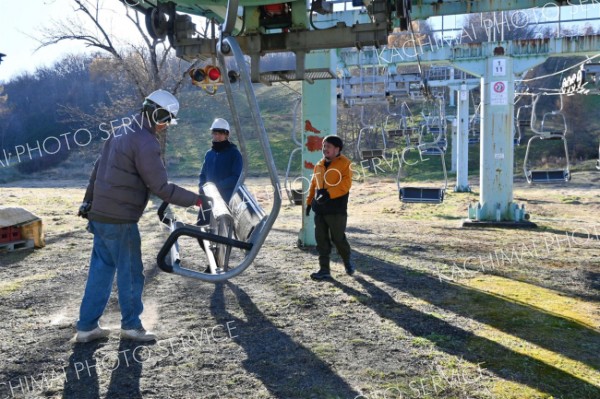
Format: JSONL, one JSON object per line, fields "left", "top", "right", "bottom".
{"left": 307, "top": 154, "right": 352, "bottom": 213}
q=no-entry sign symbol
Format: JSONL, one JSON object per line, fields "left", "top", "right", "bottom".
{"left": 491, "top": 81, "right": 508, "bottom": 105}
{"left": 493, "top": 81, "right": 505, "bottom": 93}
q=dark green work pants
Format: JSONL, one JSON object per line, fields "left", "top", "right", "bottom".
{"left": 314, "top": 213, "right": 352, "bottom": 271}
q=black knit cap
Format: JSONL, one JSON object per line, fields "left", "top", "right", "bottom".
{"left": 323, "top": 135, "right": 343, "bottom": 151}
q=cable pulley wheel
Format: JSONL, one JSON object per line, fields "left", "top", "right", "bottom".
{"left": 145, "top": 7, "right": 168, "bottom": 40}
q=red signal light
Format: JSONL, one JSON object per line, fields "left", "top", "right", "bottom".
{"left": 206, "top": 66, "right": 221, "bottom": 83}
{"left": 263, "top": 4, "right": 286, "bottom": 16}
{"left": 189, "top": 65, "right": 224, "bottom": 95}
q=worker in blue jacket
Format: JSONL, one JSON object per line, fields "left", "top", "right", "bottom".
{"left": 197, "top": 118, "right": 243, "bottom": 224}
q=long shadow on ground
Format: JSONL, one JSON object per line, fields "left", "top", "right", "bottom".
{"left": 332, "top": 253, "right": 600, "bottom": 398}
{"left": 208, "top": 282, "right": 360, "bottom": 399}
{"left": 104, "top": 340, "right": 145, "bottom": 399}
{"left": 62, "top": 339, "right": 147, "bottom": 399}
{"left": 351, "top": 231, "right": 600, "bottom": 302}
{"left": 63, "top": 341, "right": 104, "bottom": 399}
{"left": 353, "top": 250, "right": 600, "bottom": 371}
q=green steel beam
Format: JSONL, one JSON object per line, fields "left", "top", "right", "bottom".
{"left": 405, "top": 0, "right": 580, "bottom": 20}
{"left": 337, "top": 35, "right": 600, "bottom": 75}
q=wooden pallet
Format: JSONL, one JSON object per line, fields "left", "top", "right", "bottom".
{"left": 0, "top": 239, "right": 34, "bottom": 253}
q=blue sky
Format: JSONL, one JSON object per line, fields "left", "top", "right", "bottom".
{"left": 0, "top": 0, "right": 88, "bottom": 82}
{"left": 0, "top": 0, "right": 146, "bottom": 83}
{"left": 2, "top": 1, "right": 600, "bottom": 84}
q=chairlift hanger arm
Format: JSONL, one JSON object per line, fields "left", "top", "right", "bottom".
{"left": 154, "top": 0, "right": 281, "bottom": 282}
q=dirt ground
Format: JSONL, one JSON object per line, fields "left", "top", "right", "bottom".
{"left": 0, "top": 172, "right": 599, "bottom": 399}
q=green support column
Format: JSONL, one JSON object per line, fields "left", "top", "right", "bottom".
{"left": 464, "top": 51, "right": 532, "bottom": 226}
{"left": 480, "top": 55, "right": 514, "bottom": 220}
{"left": 298, "top": 50, "right": 337, "bottom": 247}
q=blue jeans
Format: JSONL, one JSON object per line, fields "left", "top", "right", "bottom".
{"left": 77, "top": 221, "right": 145, "bottom": 332}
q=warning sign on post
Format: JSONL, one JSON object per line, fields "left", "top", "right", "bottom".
{"left": 491, "top": 81, "right": 508, "bottom": 105}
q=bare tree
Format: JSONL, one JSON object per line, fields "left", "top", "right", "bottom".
{"left": 0, "top": 86, "right": 8, "bottom": 118}
{"left": 35, "top": 0, "right": 201, "bottom": 155}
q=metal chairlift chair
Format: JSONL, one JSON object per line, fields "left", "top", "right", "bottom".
{"left": 523, "top": 94, "right": 571, "bottom": 184}
{"left": 397, "top": 144, "right": 448, "bottom": 204}
{"left": 156, "top": 29, "right": 281, "bottom": 282}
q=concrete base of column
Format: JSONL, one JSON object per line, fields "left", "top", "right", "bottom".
{"left": 454, "top": 184, "right": 471, "bottom": 193}
{"left": 462, "top": 219, "right": 537, "bottom": 228}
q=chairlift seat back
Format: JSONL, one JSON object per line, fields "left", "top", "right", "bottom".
{"left": 291, "top": 189, "right": 303, "bottom": 205}
{"left": 540, "top": 134, "right": 565, "bottom": 140}
{"left": 420, "top": 147, "right": 444, "bottom": 156}
{"left": 229, "top": 185, "right": 267, "bottom": 244}
{"left": 202, "top": 183, "right": 236, "bottom": 267}
{"left": 202, "top": 183, "right": 234, "bottom": 222}
{"left": 529, "top": 170, "right": 570, "bottom": 183}
{"left": 361, "top": 149, "right": 384, "bottom": 160}
{"left": 387, "top": 129, "right": 404, "bottom": 137}
{"left": 388, "top": 128, "right": 416, "bottom": 138}
{"left": 400, "top": 187, "right": 445, "bottom": 204}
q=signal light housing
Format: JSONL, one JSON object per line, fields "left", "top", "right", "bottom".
{"left": 189, "top": 65, "right": 238, "bottom": 95}
{"left": 189, "top": 68, "right": 206, "bottom": 83}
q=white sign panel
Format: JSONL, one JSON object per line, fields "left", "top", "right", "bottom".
{"left": 490, "top": 81, "right": 508, "bottom": 105}
{"left": 493, "top": 59, "right": 506, "bottom": 76}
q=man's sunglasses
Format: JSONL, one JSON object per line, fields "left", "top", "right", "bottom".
{"left": 211, "top": 129, "right": 229, "bottom": 134}
{"left": 153, "top": 108, "right": 175, "bottom": 124}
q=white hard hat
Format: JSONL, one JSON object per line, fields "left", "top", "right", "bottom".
{"left": 145, "top": 89, "right": 179, "bottom": 121}
{"left": 210, "top": 118, "right": 230, "bottom": 132}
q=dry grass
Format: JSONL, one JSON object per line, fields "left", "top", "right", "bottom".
{"left": 0, "top": 172, "right": 598, "bottom": 398}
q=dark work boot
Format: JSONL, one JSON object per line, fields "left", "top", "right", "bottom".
{"left": 310, "top": 267, "right": 332, "bottom": 281}
{"left": 344, "top": 262, "right": 355, "bottom": 276}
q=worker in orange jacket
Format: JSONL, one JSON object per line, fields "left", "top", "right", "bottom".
{"left": 306, "top": 136, "right": 354, "bottom": 280}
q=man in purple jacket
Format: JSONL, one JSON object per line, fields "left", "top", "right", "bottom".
{"left": 76, "top": 90, "right": 209, "bottom": 343}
